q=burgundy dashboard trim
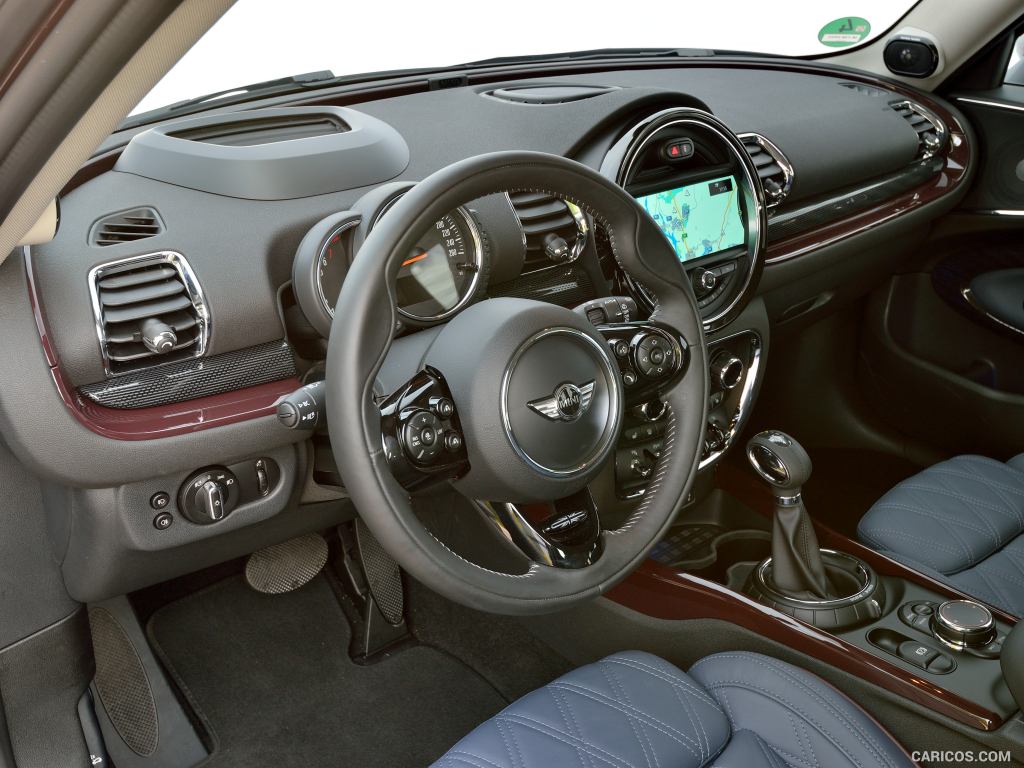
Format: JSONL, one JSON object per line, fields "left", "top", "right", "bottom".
{"left": 24, "top": 249, "right": 298, "bottom": 441}
{"left": 609, "top": 463, "right": 1015, "bottom": 732}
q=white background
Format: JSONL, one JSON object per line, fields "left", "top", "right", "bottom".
{"left": 133, "top": 0, "right": 917, "bottom": 114}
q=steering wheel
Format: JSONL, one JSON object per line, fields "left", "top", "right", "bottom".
{"left": 326, "top": 151, "right": 708, "bottom": 615}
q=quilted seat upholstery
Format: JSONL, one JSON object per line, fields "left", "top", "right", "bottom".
{"left": 431, "top": 650, "right": 913, "bottom": 767}
{"left": 858, "top": 454, "right": 1024, "bottom": 616}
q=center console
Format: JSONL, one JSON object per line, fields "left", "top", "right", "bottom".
{"left": 612, "top": 433, "right": 1021, "bottom": 733}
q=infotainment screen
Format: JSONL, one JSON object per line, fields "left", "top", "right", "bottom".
{"left": 635, "top": 175, "right": 745, "bottom": 263}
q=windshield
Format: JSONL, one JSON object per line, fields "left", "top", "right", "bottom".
{"left": 132, "top": 0, "right": 917, "bottom": 116}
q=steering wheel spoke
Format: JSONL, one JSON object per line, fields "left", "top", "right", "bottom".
{"left": 475, "top": 488, "right": 601, "bottom": 569}
{"left": 595, "top": 321, "right": 690, "bottom": 405}
{"left": 378, "top": 367, "right": 469, "bottom": 491}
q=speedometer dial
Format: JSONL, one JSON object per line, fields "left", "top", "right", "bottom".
{"left": 395, "top": 208, "right": 482, "bottom": 321}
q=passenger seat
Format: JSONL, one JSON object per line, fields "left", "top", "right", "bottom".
{"left": 858, "top": 454, "right": 1024, "bottom": 617}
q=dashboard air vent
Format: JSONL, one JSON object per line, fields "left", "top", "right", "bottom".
{"left": 739, "top": 134, "right": 793, "bottom": 209}
{"left": 486, "top": 85, "right": 618, "bottom": 105}
{"left": 89, "top": 252, "right": 208, "bottom": 375}
{"left": 890, "top": 100, "right": 947, "bottom": 158}
{"left": 89, "top": 207, "right": 163, "bottom": 246}
{"left": 838, "top": 82, "right": 890, "bottom": 98}
{"left": 507, "top": 191, "right": 588, "bottom": 272}
{"left": 169, "top": 113, "right": 349, "bottom": 146}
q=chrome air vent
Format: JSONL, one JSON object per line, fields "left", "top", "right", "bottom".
{"left": 890, "top": 100, "right": 947, "bottom": 158}
{"left": 739, "top": 134, "right": 793, "bottom": 209}
{"left": 89, "top": 252, "right": 209, "bottom": 375}
{"left": 89, "top": 207, "right": 163, "bottom": 246}
{"left": 507, "top": 191, "right": 588, "bottom": 273}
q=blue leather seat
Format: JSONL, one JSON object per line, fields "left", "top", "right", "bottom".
{"left": 858, "top": 454, "right": 1024, "bottom": 617}
{"left": 431, "top": 650, "right": 913, "bottom": 767}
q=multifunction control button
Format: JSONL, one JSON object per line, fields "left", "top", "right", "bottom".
{"left": 402, "top": 410, "right": 445, "bottom": 463}
{"left": 635, "top": 334, "right": 676, "bottom": 379}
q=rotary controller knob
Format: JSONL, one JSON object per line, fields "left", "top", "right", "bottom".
{"left": 710, "top": 351, "right": 745, "bottom": 390}
{"left": 692, "top": 269, "right": 717, "bottom": 298}
{"left": 931, "top": 599, "right": 996, "bottom": 650}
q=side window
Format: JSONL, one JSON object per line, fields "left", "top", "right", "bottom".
{"left": 1006, "top": 33, "right": 1024, "bottom": 86}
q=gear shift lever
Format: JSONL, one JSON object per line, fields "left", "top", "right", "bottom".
{"left": 747, "top": 431, "right": 833, "bottom": 599}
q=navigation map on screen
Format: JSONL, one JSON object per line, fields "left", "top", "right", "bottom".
{"left": 636, "top": 175, "right": 745, "bottom": 263}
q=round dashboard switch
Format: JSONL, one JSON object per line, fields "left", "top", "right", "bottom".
{"left": 153, "top": 512, "right": 173, "bottom": 531}
{"left": 150, "top": 491, "right": 171, "bottom": 510}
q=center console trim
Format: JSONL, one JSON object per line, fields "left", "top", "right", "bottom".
{"left": 699, "top": 330, "right": 762, "bottom": 470}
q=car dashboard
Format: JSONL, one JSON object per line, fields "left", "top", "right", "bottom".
{"left": 14, "top": 57, "right": 973, "bottom": 602}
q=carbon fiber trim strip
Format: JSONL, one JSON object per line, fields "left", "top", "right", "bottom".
{"left": 78, "top": 340, "right": 297, "bottom": 409}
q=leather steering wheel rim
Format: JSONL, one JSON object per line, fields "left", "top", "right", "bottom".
{"left": 326, "top": 150, "right": 708, "bottom": 615}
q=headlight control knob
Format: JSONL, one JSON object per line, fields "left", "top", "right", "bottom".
{"left": 178, "top": 467, "right": 239, "bottom": 524}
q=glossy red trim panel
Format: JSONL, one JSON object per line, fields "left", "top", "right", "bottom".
{"left": 24, "top": 250, "right": 298, "bottom": 441}
{"left": 609, "top": 464, "right": 1015, "bottom": 731}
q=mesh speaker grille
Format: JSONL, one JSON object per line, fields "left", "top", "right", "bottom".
{"left": 89, "top": 607, "right": 159, "bottom": 756}
{"left": 245, "top": 533, "right": 328, "bottom": 594}
{"left": 356, "top": 519, "right": 405, "bottom": 625}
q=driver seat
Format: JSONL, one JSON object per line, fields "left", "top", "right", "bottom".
{"left": 431, "top": 650, "right": 914, "bottom": 767}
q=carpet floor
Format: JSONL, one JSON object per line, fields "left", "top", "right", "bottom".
{"left": 148, "top": 575, "right": 506, "bottom": 768}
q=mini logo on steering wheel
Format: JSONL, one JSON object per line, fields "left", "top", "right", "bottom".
{"left": 527, "top": 381, "right": 595, "bottom": 423}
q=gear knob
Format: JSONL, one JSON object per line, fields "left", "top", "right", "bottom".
{"left": 746, "top": 431, "right": 811, "bottom": 494}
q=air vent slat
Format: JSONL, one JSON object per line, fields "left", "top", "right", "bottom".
{"left": 97, "top": 266, "right": 179, "bottom": 289}
{"left": 514, "top": 199, "right": 576, "bottom": 221}
{"left": 749, "top": 153, "right": 778, "bottom": 169}
{"left": 90, "top": 207, "right": 164, "bottom": 247}
{"left": 100, "top": 280, "right": 185, "bottom": 307}
{"left": 106, "top": 334, "right": 200, "bottom": 362}
{"left": 91, "top": 253, "right": 207, "bottom": 374}
{"left": 757, "top": 163, "right": 783, "bottom": 180}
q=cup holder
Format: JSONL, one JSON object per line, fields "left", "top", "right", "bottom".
{"left": 680, "top": 529, "right": 772, "bottom": 591}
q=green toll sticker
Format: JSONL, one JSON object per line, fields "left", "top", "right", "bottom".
{"left": 818, "top": 17, "right": 871, "bottom": 48}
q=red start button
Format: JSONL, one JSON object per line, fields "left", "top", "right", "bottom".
{"left": 663, "top": 139, "right": 694, "bottom": 161}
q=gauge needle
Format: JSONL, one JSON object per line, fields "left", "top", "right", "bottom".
{"left": 402, "top": 251, "right": 429, "bottom": 267}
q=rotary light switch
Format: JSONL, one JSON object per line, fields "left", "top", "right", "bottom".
{"left": 178, "top": 467, "right": 239, "bottom": 524}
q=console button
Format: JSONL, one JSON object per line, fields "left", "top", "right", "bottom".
{"left": 153, "top": 512, "right": 173, "bottom": 530}
{"left": 662, "top": 139, "right": 694, "bottom": 161}
{"left": 150, "top": 491, "right": 170, "bottom": 510}
{"left": 429, "top": 396, "right": 454, "bottom": 418}
{"left": 926, "top": 654, "right": 956, "bottom": 674}
{"left": 443, "top": 431, "right": 463, "bottom": 453}
{"left": 898, "top": 640, "right": 938, "bottom": 669}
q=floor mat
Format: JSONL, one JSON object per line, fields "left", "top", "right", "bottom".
{"left": 148, "top": 575, "right": 505, "bottom": 768}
